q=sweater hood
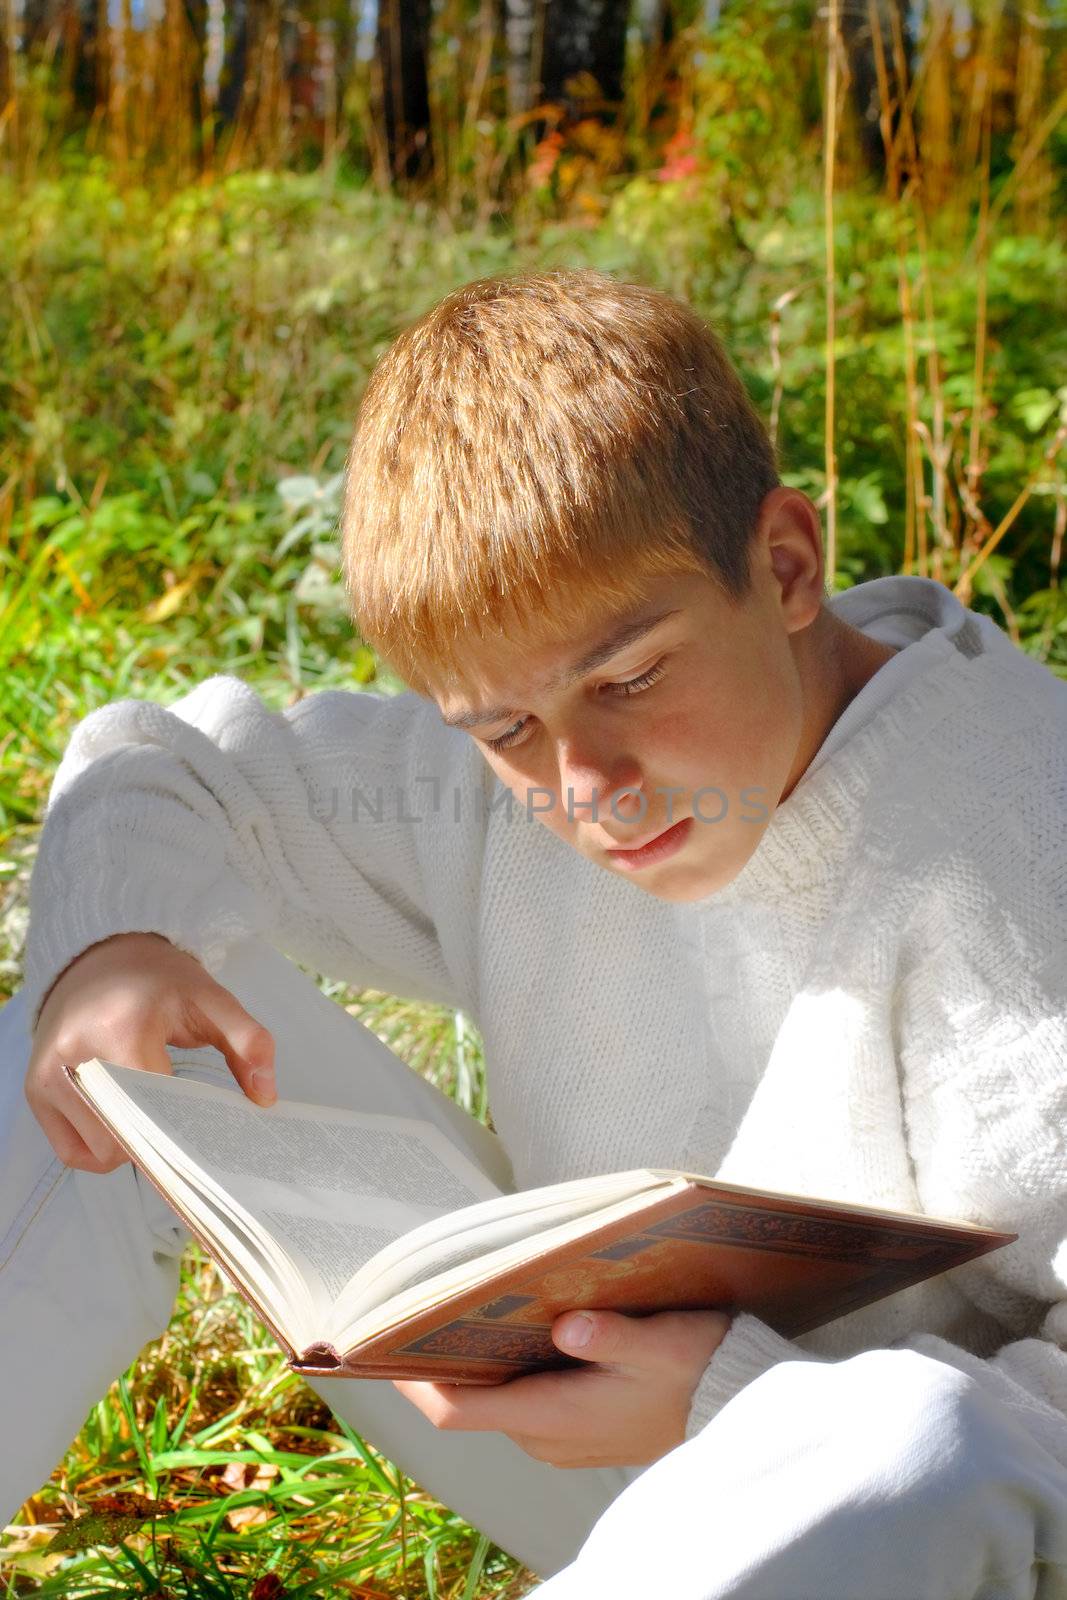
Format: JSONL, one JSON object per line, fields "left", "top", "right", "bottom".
{"left": 825, "top": 573, "right": 977, "bottom": 652}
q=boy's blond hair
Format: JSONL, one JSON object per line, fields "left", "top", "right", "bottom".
{"left": 341, "top": 268, "right": 779, "bottom": 697}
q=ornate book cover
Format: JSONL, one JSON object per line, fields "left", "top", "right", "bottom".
{"left": 290, "top": 1180, "right": 1017, "bottom": 1384}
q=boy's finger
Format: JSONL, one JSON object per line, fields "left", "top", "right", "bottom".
{"left": 68, "top": 1115, "right": 128, "bottom": 1169}
{"left": 183, "top": 985, "right": 277, "bottom": 1105}
{"left": 392, "top": 1377, "right": 525, "bottom": 1432}
{"left": 58, "top": 1033, "right": 176, "bottom": 1163}
{"left": 30, "top": 1090, "right": 125, "bottom": 1172}
{"left": 392, "top": 1369, "right": 583, "bottom": 1434}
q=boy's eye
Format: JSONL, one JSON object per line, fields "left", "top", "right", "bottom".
{"left": 483, "top": 659, "right": 667, "bottom": 753}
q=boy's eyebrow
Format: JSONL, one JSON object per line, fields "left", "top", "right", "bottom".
{"left": 439, "top": 607, "right": 682, "bottom": 730}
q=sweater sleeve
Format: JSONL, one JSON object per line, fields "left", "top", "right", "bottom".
{"left": 684, "top": 1312, "right": 827, "bottom": 1438}
{"left": 686, "top": 857, "right": 1067, "bottom": 1469}
{"left": 23, "top": 675, "right": 492, "bottom": 1032}
{"left": 883, "top": 858, "right": 1067, "bottom": 1469}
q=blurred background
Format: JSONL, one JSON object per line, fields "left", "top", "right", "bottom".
{"left": 1, "top": 1, "right": 1065, "bottom": 1593}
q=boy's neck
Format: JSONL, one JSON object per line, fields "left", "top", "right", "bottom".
{"left": 782, "top": 610, "right": 901, "bottom": 802}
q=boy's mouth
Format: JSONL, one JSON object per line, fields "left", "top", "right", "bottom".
{"left": 602, "top": 816, "right": 694, "bottom": 869}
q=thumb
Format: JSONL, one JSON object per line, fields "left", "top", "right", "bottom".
{"left": 551, "top": 1308, "right": 732, "bottom": 1373}
{"left": 551, "top": 1309, "right": 649, "bottom": 1370}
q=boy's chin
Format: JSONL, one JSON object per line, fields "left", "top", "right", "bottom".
{"left": 597, "top": 852, "right": 745, "bottom": 903}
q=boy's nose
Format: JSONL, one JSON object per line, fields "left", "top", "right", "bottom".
{"left": 555, "top": 742, "right": 644, "bottom": 825}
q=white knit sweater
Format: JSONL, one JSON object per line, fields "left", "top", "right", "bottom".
{"left": 23, "top": 575, "right": 1067, "bottom": 1466}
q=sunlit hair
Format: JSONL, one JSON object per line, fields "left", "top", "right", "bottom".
{"left": 341, "top": 268, "right": 779, "bottom": 697}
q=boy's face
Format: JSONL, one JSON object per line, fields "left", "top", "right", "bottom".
{"left": 431, "top": 489, "right": 831, "bottom": 903}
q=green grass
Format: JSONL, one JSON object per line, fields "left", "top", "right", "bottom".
{"left": 2, "top": 1245, "right": 534, "bottom": 1598}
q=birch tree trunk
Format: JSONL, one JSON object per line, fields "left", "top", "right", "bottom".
{"left": 503, "top": 0, "right": 630, "bottom": 125}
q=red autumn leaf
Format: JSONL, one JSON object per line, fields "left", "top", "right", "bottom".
{"left": 251, "top": 1574, "right": 287, "bottom": 1600}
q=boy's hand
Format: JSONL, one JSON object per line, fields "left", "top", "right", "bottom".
{"left": 25, "top": 932, "right": 277, "bottom": 1174}
{"left": 393, "top": 1307, "right": 731, "bottom": 1468}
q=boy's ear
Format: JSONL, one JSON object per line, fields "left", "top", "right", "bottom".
{"left": 758, "top": 488, "right": 826, "bottom": 630}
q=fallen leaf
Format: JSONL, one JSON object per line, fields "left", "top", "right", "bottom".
{"left": 218, "top": 1459, "right": 279, "bottom": 1493}
{"left": 45, "top": 1511, "right": 146, "bottom": 1552}
{"left": 225, "top": 1503, "right": 274, "bottom": 1532}
{"left": 142, "top": 569, "right": 208, "bottom": 623}
{"left": 250, "top": 1575, "right": 287, "bottom": 1600}
{"left": 43, "top": 1493, "right": 173, "bottom": 1552}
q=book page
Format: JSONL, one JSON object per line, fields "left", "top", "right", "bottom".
{"left": 96, "top": 1062, "right": 497, "bottom": 1207}
{"left": 260, "top": 1212, "right": 403, "bottom": 1300}
{"left": 76, "top": 1061, "right": 504, "bottom": 1331}
{"left": 70, "top": 1076, "right": 325, "bottom": 1353}
{"left": 332, "top": 1168, "right": 666, "bottom": 1329}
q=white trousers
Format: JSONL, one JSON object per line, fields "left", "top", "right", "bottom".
{"left": 3, "top": 938, "right": 1067, "bottom": 1598}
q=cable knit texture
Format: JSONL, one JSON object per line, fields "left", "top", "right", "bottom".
{"left": 22, "top": 575, "right": 1067, "bottom": 1470}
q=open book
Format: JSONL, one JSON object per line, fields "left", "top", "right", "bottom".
{"left": 66, "top": 1058, "right": 1017, "bottom": 1385}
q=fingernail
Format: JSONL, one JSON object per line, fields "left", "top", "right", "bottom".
{"left": 251, "top": 1070, "right": 276, "bottom": 1103}
{"left": 560, "top": 1312, "right": 594, "bottom": 1349}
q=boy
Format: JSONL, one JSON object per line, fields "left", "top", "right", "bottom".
{"left": 4, "top": 269, "right": 1067, "bottom": 1597}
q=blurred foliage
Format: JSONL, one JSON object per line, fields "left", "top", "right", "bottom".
{"left": 2, "top": 133, "right": 1064, "bottom": 838}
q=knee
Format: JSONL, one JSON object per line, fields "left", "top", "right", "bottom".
{"left": 70, "top": 1159, "right": 188, "bottom": 1327}
{"left": 828, "top": 1346, "right": 980, "bottom": 1493}
{"left": 805, "top": 1347, "right": 1067, "bottom": 1560}
{"left": 555, "top": 1353, "right": 1067, "bottom": 1600}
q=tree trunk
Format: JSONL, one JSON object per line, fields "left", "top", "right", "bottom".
{"left": 634, "top": 0, "right": 675, "bottom": 53}
{"left": 17, "top": 0, "right": 103, "bottom": 115}
{"left": 182, "top": 0, "right": 209, "bottom": 79}
{"left": 375, "top": 0, "right": 433, "bottom": 186}
{"left": 503, "top": 0, "right": 539, "bottom": 117}
{"left": 216, "top": 0, "right": 250, "bottom": 125}
{"left": 69, "top": 0, "right": 102, "bottom": 113}
{"left": 841, "top": 0, "right": 910, "bottom": 174}
{"left": 21, "top": 0, "right": 56, "bottom": 48}
{"left": 541, "top": 0, "right": 628, "bottom": 117}
{"left": 503, "top": 0, "right": 629, "bottom": 128}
